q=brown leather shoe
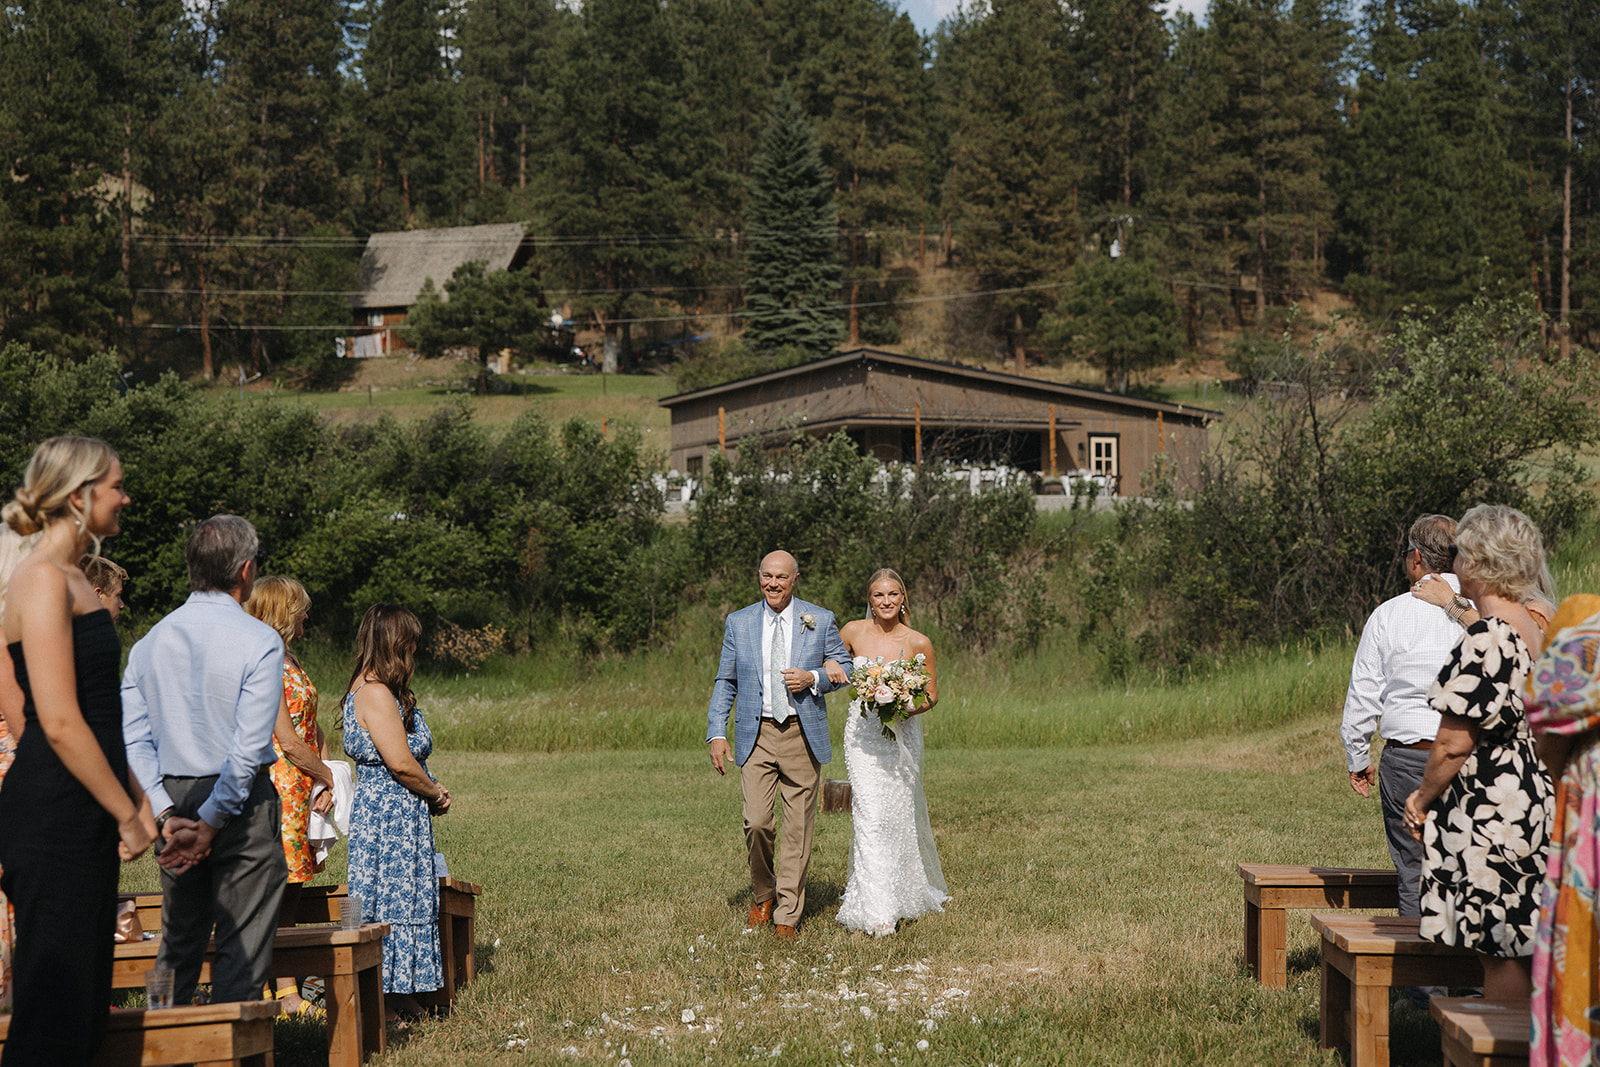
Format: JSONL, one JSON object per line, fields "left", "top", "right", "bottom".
{"left": 773, "top": 924, "right": 798, "bottom": 940}
{"left": 747, "top": 899, "right": 774, "bottom": 927}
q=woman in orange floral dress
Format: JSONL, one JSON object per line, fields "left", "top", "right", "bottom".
{"left": 246, "top": 576, "right": 335, "bottom": 1015}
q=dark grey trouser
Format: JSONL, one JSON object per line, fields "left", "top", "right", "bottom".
{"left": 1378, "top": 744, "right": 1430, "bottom": 918}
{"left": 158, "top": 770, "right": 286, "bottom": 1004}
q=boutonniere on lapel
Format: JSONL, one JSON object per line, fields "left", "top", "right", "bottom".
{"left": 800, "top": 613, "right": 816, "bottom": 632}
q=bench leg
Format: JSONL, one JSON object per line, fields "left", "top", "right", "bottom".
{"left": 1247, "top": 901, "right": 1288, "bottom": 989}
{"left": 1320, "top": 948, "right": 1352, "bottom": 1049}
{"left": 1351, "top": 978, "right": 1389, "bottom": 1067}
{"left": 359, "top": 961, "right": 385, "bottom": 1062}
{"left": 454, "top": 912, "right": 473, "bottom": 986}
{"left": 328, "top": 972, "right": 362, "bottom": 1067}
{"left": 438, "top": 911, "right": 457, "bottom": 1006}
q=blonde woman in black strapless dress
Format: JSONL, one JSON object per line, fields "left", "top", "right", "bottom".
{"left": 0, "top": 436, "right": 157, "bottom": 1063}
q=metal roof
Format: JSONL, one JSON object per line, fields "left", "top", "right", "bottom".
{"left": 352, "top": 222, "right": 530, "bottom": 310}
{"left": 659, "top": 348, "right": 1220, "bottom": 422}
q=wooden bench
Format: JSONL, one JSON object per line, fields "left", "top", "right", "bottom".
{"left": 1238, "top": 863, "right": 1400, "bottom": 988}
{"left": 0, "top": 1001, "right": 278, "bottom": 1066}
{"left": 1430, "top": 997, "right": 1531, "bottom": 1067}
{"left": 120, "top": 877, "right": 483, "bottom": 1002}
{"left": 113, "top": 923, "right": 388, "bottom": 1067}
{"left": 1312, "top": 913, "right": 1485, "bottom": 1067}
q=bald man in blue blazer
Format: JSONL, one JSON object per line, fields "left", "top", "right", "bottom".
{"left": 707, "top": 550, "right": 850, "bottom": 938}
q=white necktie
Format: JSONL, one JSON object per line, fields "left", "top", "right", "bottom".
{"left": 769, "top": 615, "right": 788, "bottom": 722}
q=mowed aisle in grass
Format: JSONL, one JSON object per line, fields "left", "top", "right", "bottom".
{"left": 123, "top": 716, "right": 1456, "bottom": 1065}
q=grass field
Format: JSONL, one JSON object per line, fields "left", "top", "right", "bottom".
{"left": 119, "top": 719, "right": 1444, "bottom": 1065}
{"left": 233, "top": 359, "right": 676, "bottom": 434}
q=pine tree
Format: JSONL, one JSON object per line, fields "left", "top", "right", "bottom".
{"left": 1143, "top": 14, "right": 1236, "bottom": 345}
{"left": 742, "top": 82, "right": 844, "bottom": 355}
{"left": 540, "top": 0, "right": 720, "bottom": 370}
{"left": 457, "top": 0, "right": 569, "bottom": 212}
{"left": 213, "top": 0, "right": 351, "bottom": 370}
{"left": 360, "top": 0, "right": 469, "bottom": 227}
{"left": 403, "top": 260, "right": 548, "bottom": 390}
{"left": 1069, "top": 0, "right": 1170, "bottom": 245}
{"left": 795, "top": 0, "right": 928, "bottom": 346}
{"left": 940, "top": 0, "right": 1082, "bottom": 368}
{"left": 1044, "top": 255, "right": 1182, "bottom": 392}
{"left": 1212, "top": 0, "right": 1345, "bottom": 319}
{"left": 1338, "top": 0, "right": 1524, "bottom": 311}
{"left": 0, "top": 0, "right": 125, "bottom": 356}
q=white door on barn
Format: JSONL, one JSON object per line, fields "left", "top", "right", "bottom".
{"left": 1088, "top": 434, "right": 1119, "bottom": 493}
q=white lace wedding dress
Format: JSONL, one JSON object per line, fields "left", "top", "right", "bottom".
{"left": 836, "top": 706, "right": 949, "bottom": 935}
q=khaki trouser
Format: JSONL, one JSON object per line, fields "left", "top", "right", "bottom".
{"left": 741, "top": 718, "right": 820, "bottom": 927}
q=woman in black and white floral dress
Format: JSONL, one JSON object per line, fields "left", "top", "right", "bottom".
{"left": 1404, "top": 504, "right": 1555, "bottom": 1000}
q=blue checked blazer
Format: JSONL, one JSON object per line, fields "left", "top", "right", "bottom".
{"left": 706, "top": 598, "right": 851, "bottom": 766}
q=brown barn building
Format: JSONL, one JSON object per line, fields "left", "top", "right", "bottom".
{"left": 349, "top": 222, "right": 535, "bottom": 357}
{"left": 659, "top": 349, "right": 1217, "bottom": 495}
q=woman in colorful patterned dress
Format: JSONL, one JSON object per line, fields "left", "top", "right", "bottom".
{"left": 342, "top": 603, "right": 451, "bottom": 1021}
{"left": 1404, "top": 504, "right": 1555, "bottom": 999}
{"left": 246, "top": 575, "right": 336, "bottom": 1015}
{"left": 1525, "top": 593, "right": 1600, "bottom": 1067}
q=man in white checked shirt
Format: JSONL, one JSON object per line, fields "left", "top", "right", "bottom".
{"left": 1340, "top": 514, "right": 1462, "bottom": 921}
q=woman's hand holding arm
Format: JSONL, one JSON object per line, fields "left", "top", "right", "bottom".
{"left": 355, "top": 685, "right": 448, "bottom": 809}
{"left": 273, "top": 692, "right": 335, "bottom": 792}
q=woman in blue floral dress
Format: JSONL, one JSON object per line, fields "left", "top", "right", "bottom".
{"left": 342, "top": 604, "right": 452, "bottom": 1021}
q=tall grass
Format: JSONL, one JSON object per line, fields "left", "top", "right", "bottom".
{"left": 287, "top": 605, "right": 1354, "bottom": 757}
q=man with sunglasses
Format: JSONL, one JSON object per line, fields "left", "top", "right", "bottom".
{"left": 1339, "top": 514, "right": 1463, "bottom": 937}
{"left": 122, "top": 515, "right": 287, "bottom": 1005}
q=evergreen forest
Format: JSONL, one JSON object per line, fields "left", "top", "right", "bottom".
{"left": 1, "top": 0, "right": 1595, "bottom": 381}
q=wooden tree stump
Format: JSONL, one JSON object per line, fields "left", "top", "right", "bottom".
{"left": 821, "top": 779, "right": 852, "bottom": 813}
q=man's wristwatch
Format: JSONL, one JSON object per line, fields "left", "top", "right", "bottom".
{"left": 154, "top": 809, "right": 174, "bottom": 839}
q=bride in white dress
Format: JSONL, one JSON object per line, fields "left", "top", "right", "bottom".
{"left": 830, "top": 568, "right": 948, "bottom": 936}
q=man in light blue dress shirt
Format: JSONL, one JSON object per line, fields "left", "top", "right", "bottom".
{"left": 123, "top": 515, "right": 288, "bottom": 1005}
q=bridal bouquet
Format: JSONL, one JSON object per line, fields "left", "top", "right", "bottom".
{"left": 847, "top": 654, "right": 931, "bottom": 740}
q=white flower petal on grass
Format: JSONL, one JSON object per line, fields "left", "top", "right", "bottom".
{"left": 682, "top": 1009, "right": 696, "bottom": 1023}
{"left": 917, "top": 1039, "right": 930, "bottom": 1051}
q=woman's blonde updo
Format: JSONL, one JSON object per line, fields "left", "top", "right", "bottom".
{"left": 865, "top": 567, "right": 910, "bottom": 624}
{"left": 2, "top": 436, "right": 119, "bottom": 539}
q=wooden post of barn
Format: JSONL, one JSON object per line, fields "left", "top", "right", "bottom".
{"left": 718, "top": 407, "right": 727, "bottom": 454}
{"left": 1048, "top": 404, "right": 1057, "bottom": 476}
{"left": 1157, "top": 410, "right": 1165, "bottom": 452}
{"left": 914, "top": 403, "right": 923, "bottom": 466}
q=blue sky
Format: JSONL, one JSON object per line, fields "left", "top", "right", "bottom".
{"left": 898, "top": 0, "right": 1209, "bottom": 37}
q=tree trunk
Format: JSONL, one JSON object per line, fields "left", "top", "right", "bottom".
{"left": 199, "top": 258, "right": 214, "bottom": 380}
{"left": 1256, "top": 159, "right": 1268, "bottom": 321}
{"left": 476, "top": 110, "right": 486, "bottom": 193}
{"left": 121, "top": 113, "right": 133, "bottom": 279}
{"left": 1561, "top": 72, "right": 1572, "bottom": 359}
{"left": 1012, "top": 311, "right": 1026, "bottom": 373}
{"left": 848, "top": 279, "right": 860, "bottom": 346}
